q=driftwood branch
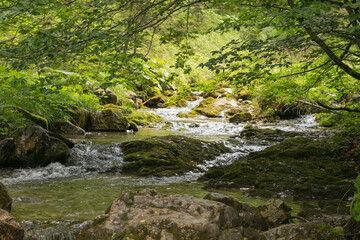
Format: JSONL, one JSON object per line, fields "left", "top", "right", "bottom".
{"left": 316, "top": 101, "right": 360, "bottom": 113}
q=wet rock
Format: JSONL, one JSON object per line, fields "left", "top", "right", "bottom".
{"left": 2, "top": 126, "right": 71, "bottom": 168}
{"left": 192, "top": 97, "right": 239, "bottom": 118}
{"left": 204, "top": 193, "right": 268, "bottom": 230}
{"left": 127, "top": 121, "right": 139, "bottom": 132}
{"left": 0, "top": 138, "right": 15, "bottom": 167}
{"left": 52, "top": 121, "right": 85, "bottom": 135}
{"left": 258, "top": 199, "right": 291, "bottom": 228}
{"left": 0, "top": 183, "right": 12, "bottom": 212}
{"left": 260, "top": 222, "right": 344, "bottom": 240}
{"left": 176, "top": 98, "right": 188, "bottom": 107}
{"left": 225, "top": 108, "right": 243, "bottom": 117}
{"left": 200, "top": 138, "right": 355, "bottom": 199}
{"left": 238, "top": 125, "right": 300, "bottom": 142}
{"left": 229, "top": 112, "right": 252, "bottom": 123}
{"left": 78, "top": 189, "right": 243, "bottom": 240}
{"left": 121, "top": 135, "right": 230, "bottom": 176}
{"left": 97, "top": 89, "right": 118, "bottom": 105}
{"left": 177, "top": 113, "right": 197, "bottom": 118}
{"left": 189, "top": 123, "right": 200, "bottom": 128}
{"left": 89, "top": 109, "right": 129, "bottom": 131}
{"left": 69, "top": 105, "right": 93, "bottom": 130}
{"left": 184, "top": 95, "right": 199, "bottom": 101}
{"left": 144, "top": 95, "right": 167, "bottom": 108}
{"left": 235, "top": 89, "right": 252, "bottom": 101}
{"left": 0, "top": 209, "right": 24, "bottom": 240}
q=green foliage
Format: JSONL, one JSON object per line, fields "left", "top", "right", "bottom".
{"left": 351, "top": 176, "right": 360, "bottom": 221}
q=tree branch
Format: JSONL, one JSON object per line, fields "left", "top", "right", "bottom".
{"left": 316, "top": 101, "right": 360, "bottom": 113}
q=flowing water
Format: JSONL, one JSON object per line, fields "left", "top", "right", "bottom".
{"left": 1, "top": 97, "right": 325, "bottom": 238}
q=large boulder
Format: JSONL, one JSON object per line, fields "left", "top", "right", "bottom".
{"left": 228, "top": 112, "right": 252, "bottom": 123}
{"left": 236, "top": 125, "right": 300, "bottom": 143}
{"left": 0, "top": 183, "right": 12, "bottom": 212}
{"left": 89, "top": 109, "right": 129, "bottom": 131}
{"left": 96, "top": 89, "right": 118, "bottom": 105}
{"left": 144, "top": 95, "right": 167, "bottom": 108}
{"left": 52, "top": 121, "right": 85, "bottom": 135}
{"left": 121, "top": 135, "right": 230, "bottom": 176}
{"left": 78, "top": 189, "right": 243, "bottom": 240}
{"left": 69, "top": 105, "right": 93, "bottom": 130}
{"left": 1, "top": 126, "right": 71, "bottom": 168}
{"left": 258, "top": 199, "right": 292, "bottom": 228}
{"left": 192, "top": 97, "right": 240, "bottom": 118}
{"left": 200, "top": 138, "right": 355, "bottom": 199}
{"left": 0, "top": 209, "right": 24, "bottom": 240}
{"left": 204, "top": 192, "right": 268, "bottom": 231}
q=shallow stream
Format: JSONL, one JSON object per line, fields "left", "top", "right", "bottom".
{"left": 1, "top": 98, "right": 326, "bottom": 238}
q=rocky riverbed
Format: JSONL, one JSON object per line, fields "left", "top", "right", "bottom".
{"left": 0, "top": 92, "right": 359, "bottom": 239}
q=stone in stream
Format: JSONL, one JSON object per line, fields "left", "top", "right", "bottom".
{"left": 258, "top": 199, "right": 292, "bottom": 228}
{"left": 144, "top": 94, "right": 167, "bottom": 108}
{"left": 120, "top": 135, "right": 230, "bottom": 176}
{"left": 0, "top": 182, "right": 12, "bottom": 212}
{"left": 235, "top": 125, "right": 300, "bottom": 142}
{"left": 0, "top": 209, "right": 24, "bottom": 240}
{"left": 199, "top": 137, "right": 356, "bottom": 200}
{"left": 0, "top": 126, "right": 72, "bottom": 168}
{"left": 78, "top": 189, "right": 243, "bottom": 240}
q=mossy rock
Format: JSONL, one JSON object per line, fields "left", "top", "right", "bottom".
{"left": 229, "top": 112, "right": 252, "bottom": 123}
{"left": 0, "top": 183, "right": 12, "bottom": 212}
{"left": 200, "top": 137, "right": 356, "bottom": 200}
{"left": 69, "top": 105, "right": 93, "bottom": 130}
{"left": 176, "top": 98, "right": 188, "bottom": 107}
{"left": 176, "top": 113, "right": 197, "bottom": 118}
{"left": 144, "top": 95, "right": 167, "bottom": 108}
{"left": 121, "top": 135, "right": 230, "bottom": 176}
{"left": 192, "top": 97, "right": 230, "bottom": 118}
{"left": 89, "top": 109, "right": 129, "bottom": 131}
{"left": 127, "top": 111, "right": 163, "bottom": 127}
{"left": 237, "top": 126, "right": 300, "bottom": 142}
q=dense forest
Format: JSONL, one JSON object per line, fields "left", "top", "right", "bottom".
{"left": 1, "top": 0, "right": 360, "bottom": 239}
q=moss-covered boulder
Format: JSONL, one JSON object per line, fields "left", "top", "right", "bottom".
{"left": 121, "top": 135, "right": 230, "bottom": 176}
{"left": 237, "top": 125, "right": 300, "bottom": 142}
{"left": 144, "top": 95, "right": 167, "bottom": 108}
{"left": 69, "top": 105, "right": 93, "bottom": 130}
{"left": 199, "top": 137, "right": 355, "bottom": 199}
{"left": 127, "top": 111, "right": 163, "bottom": 127}
{"left": 192, "top": 97, "right": 240, "bottom": 118}
{"left": 228, "top": 112, "right": 252, "bottom": 123}
{"left": 52, "top": 120, "right": 85, "bottom": 135}
{"left": 89, "top": 109, "right": 129, "bottom": 131}
{"left": 0, "top": 183, "right": 12, "bottom": 212}
{"left": 1, "top": 126, "right": 71, "bottom": 168}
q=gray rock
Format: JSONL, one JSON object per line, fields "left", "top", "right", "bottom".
{"left": 11, "top": 126, "right": 70, "bottom": 168}
{"left": 89, "top": 109, "right": 129, "bottom": 131}
{"left": 260, "top": 222, "right": 344, "bottom": 240}
{"left": 259, "top": 199, "right": 292, "bottom": 228}
{"left": 204, "top": 192, "right": 268, "bottom": 231}
{"left": 78, "top": 189, "right": 243, "bottom": 240}
{"left": 52, "top": 121, "right": 85, "bottom": 135}
{"left": 0, "top": 209, "right": 24, "bottom": 240}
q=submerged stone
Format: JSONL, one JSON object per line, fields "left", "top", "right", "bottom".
{"left": 121, "top": 135, "right": 230, "bottom": 176}
{"left": 200, "top": 137, "right": 355, "bottom": 199}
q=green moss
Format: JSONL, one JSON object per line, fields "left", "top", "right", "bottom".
{"left": 126, "top": 111, "right": 163, "bottom": 127}
{"left": 16, "top": 106, "right": 49, "bottom": 130}
{"left": 228, "top": 112, "right": 252, "bottom": 123}
{"left": 0, "top": 182, "right": 12, "bottom": 212}
{"left": 201, "top": 137, "right": 356, "bottom": 199}
{"left": 121, "top": 135, "right": 230, "bottom": 176}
